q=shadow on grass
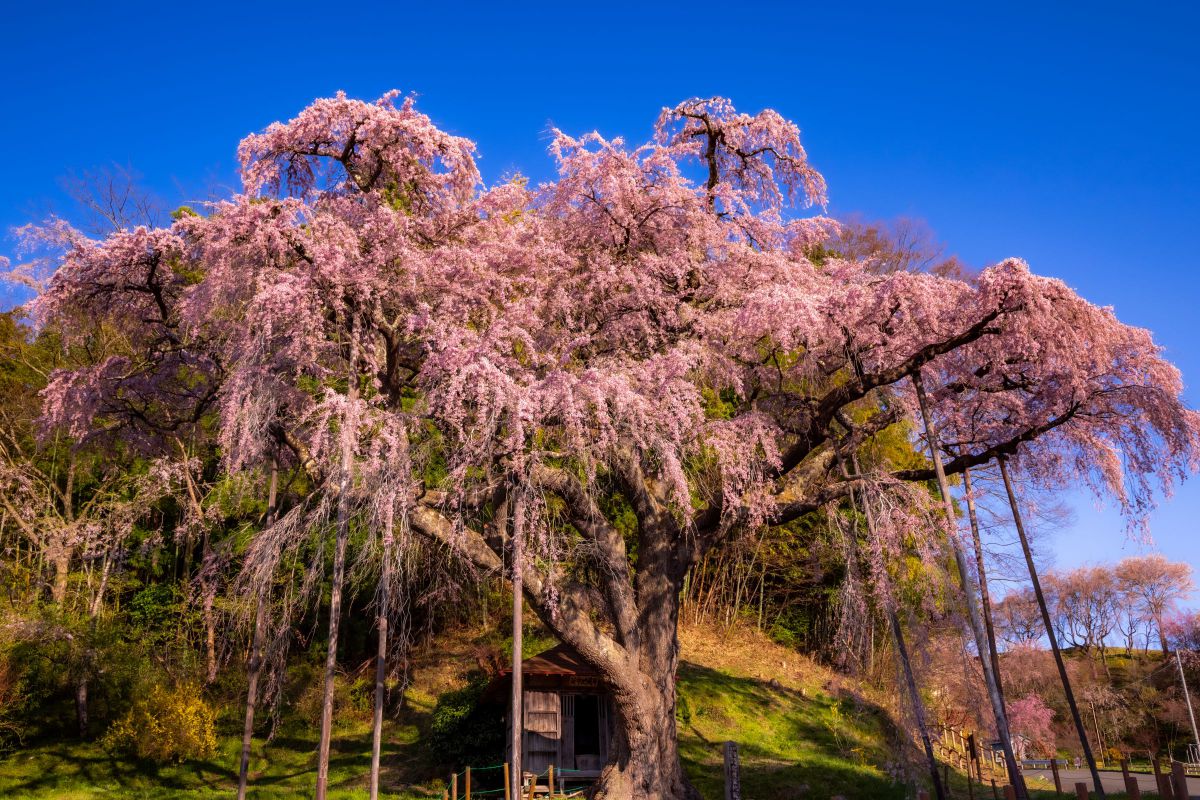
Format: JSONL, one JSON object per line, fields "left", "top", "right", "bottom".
{"left": 0, "top": 727, "right": 438, "bottom": 799}
{"left": 677, "top": 661, "right": 907, "bottom": 800}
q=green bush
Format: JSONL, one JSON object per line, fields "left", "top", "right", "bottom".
{"left": 428, "top": 671, "right": 503, "bottom": 767}
{"left": 101, "top": 682, "right": 217, "bottom": 763}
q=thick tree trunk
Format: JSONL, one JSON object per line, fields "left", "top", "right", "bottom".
{"left": 999, "top": 456, "right": 1106, "bottom": 798}
{"left": 584, "top": 519, "right": 699, "bottom": 800}
{"left": 912, "top": 370, "right": 1028, "bottom": 799}
{"left": 592, "top": 644, "right": 697, "bottom": 800}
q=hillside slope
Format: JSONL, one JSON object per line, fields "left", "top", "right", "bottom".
{"left": 0, "top": 623, "right": 918, "bottom": 799}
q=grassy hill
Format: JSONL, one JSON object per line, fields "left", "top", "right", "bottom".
{"left": 0, "top": 622, "right": 1115, "bottom": 799}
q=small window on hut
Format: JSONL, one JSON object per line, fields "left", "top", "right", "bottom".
{"left": 574, "top": 694, "right": 601, "bottom": 756}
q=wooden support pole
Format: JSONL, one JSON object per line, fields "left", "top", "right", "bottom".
{"left": 527, "top": 773, "right": 536, "bottom": 800}
{"left": 999, "top": 457, "right": 1106, "bottom": 800}
{"left": 451, "top": 772, "right": 458, "bottom": 800}
{"left": 504, "top": 763, "right": 511, "bottom": 800}
{"left": 1074, "top": 782, "right": 1088, "bottom": 799}
{"left": 1124, "top": 775, "right": 1142, "bottom": 800}
{"left": 1172, "top": 760, "right": 1190, "bottom": 800}
{"left": 1051, "top": 757, "right": 1062, "bottom": 795}
{"left": 511, "top": 494, "right": 526, "bottom": 800}
{"left": 1158, "top": 771, "right": 1176, "bottom": 800}
{"left": 1121, "top": 758, "right": 1130, "bottom": 785}
{"left": 466, "top": 766, "right": 471, "bottom": 800}
{"left": 1004, "top": 786, "right": 1017, "bottom": 800}
{"left": 913, "top": 372, "right": 1026, "bottom": 800}
{"left": 548, "top": 765, "right": 554, "bottom": 796}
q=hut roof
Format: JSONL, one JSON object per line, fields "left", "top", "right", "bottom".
{"left": 501, "top": 643, "right": 600, "bottom": 677}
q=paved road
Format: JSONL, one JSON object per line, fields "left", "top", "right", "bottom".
{"left": 1023, "top": 768, "right": 1200, "bottom": 795}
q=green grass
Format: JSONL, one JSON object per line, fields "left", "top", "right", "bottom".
{"left": 0, "top": 626, "right": 1148, "bottom": 799}
{"left": 0, "top": 720, "right": 446, "bottom": 799}
{"left": 677, "top": 661, "right": 905, "bottom": 799}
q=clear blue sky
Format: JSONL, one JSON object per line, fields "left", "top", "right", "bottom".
{"left": 3, "top": 1, "right": 1198, "bottom": 583}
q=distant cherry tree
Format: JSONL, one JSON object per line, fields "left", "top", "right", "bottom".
{"left": 1007, "top": 694, "right": 1056, "bottom": 758}
{"left": 1116, "top": 554, "right": 1194, "bottom": 653}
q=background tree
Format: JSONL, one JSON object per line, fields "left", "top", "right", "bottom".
{"left": 1116, "top": 555, "right": 1194, "bottom": 653}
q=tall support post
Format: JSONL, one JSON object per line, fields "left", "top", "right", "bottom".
{"left": 851, "top": 455, "right": 946, "bottom": 800}
{"left": 963, "top": 467, "right": 1006, "bottom": 706}
{"left": 912, "top": 369, "right": 1027, "bottom": 799}
{"left": 316, "top": 337, "right": 359, "bottom": 800}
{"left": 1175, "top": 648, "right": 1200, "bottom": 762}
{"left": 370, "top": 501, "right": 396, "bottom": 800}
{"left": 998, "top": 456, "right": 1106, "bottom": 798}
{"left": 238, "top": 459, "right": 277, "bottom": 800}
{"left": 510, "top": 494, "right": 525, "bottom": 800}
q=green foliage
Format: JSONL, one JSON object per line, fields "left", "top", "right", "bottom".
{"left": 101, "top": 682, "right": 217, "bottom": 763}
{"left": 427, "top": 671, "right": 503, "bottom": 768}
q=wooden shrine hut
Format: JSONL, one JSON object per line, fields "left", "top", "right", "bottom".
{"left": 496, "top": 643, "right": 616, "bottom": 785}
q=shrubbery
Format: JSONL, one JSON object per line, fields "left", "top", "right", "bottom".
{"left": 428, "top": 671, "right": 503, "bottom": 768}
{"left": 101, "top": 682, "right": 217, "bottom": 763}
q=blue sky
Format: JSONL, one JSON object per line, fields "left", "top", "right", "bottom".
{"left": 3, "top": 2, "right": 1198, "bottom": 587}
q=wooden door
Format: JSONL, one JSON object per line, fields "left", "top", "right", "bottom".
{"left": 560, "top": 694, "right": 576, "bottom": 770}
{"left": 523, "top": 690, "right": 560, "bottom": 777}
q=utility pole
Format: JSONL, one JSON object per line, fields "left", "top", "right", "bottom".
{"left": 1175, "top": 649, "right": 1200, "bottom": 763}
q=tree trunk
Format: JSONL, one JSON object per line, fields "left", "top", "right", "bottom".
{"left": 52, "top": 551, "right": 71, "bottom": 605}
{"left": 74, "top": 678, "right": 88, "bottom": 738}
{"left": 889, "top": 609, "right": 947, "bottom": 800}
{"left": 203, "top": 590, "right": 218, "bottom": 684}
{"left": 999, "top": 456, "right": 1106, "bottom": 798}
{"left": 510, "top": 497, "right": 524, "bottom": 800}
{"left": 963, "top": 466, "right": 1006, "bottom": 706}
{"left": 238, "top": 460, "right": 277, "bottom": 800}
{"left": 912, "top": 370, "right": 1028, "bottom": 799}
{"left": 591, "top": 641, "right": 697, "bottom": 800}
{"left": 576, "top": 513, "right": 698, "bottom": 800}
